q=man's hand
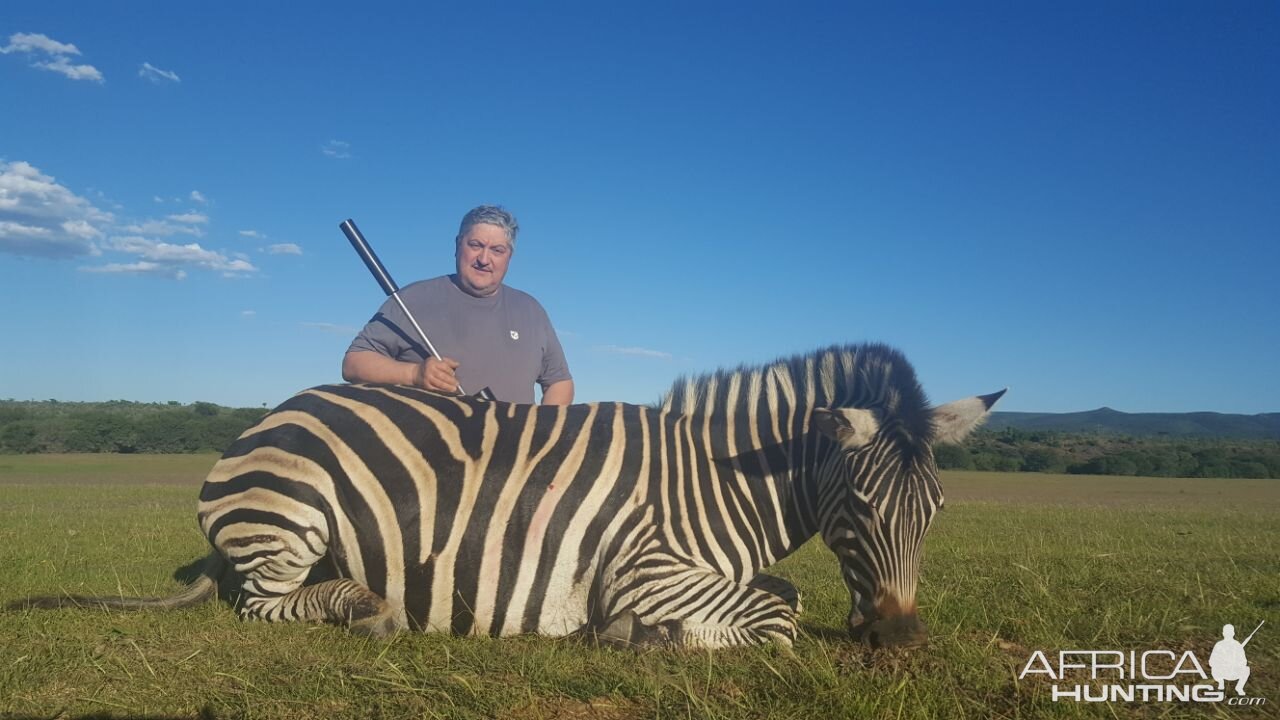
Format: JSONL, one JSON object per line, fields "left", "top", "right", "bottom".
{"left": 416, "top": 357, "right": 461, "bottom": 394}
{"left": 343, "top": 350, "right": 460, "bottom": 393}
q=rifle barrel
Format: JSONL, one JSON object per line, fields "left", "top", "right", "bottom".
{"left": 1242, "top": 619, "right": 1265, "bottom": 647}
{"left": 340, "top": 218, "right": 463, "bottom": 394}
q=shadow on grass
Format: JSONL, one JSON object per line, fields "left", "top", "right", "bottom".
{"left": 171, "top": 554, "right": 241, "bottom": 608}
{"left": 172, "top": 556, "right": 206, "bottom": 585}
{"left": 798, "top": 622, "right": 852, "bottom": 643}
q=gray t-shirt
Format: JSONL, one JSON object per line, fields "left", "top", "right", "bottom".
{"left": 347, "top": 275, "right": 571, "bottom": 404}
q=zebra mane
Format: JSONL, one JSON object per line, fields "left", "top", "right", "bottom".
{"left": 658, "top": 342, "right": 936, "bottom": 449}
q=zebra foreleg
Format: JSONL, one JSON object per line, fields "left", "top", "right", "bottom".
{"left": 747, "top": 573, "right": 802, "bottom": 615}
{"left": 238, "top": 577, "right": 400, "bottom": 637}
{"left": 217, "top": 533, "right": 401, "bottom": 637}
{"left": 600, "top": 567, "right": 798, "bottom": 650}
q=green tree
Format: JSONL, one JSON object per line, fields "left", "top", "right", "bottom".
{"left": 933, "top": 444, "right": 973, "bottom": 470}
{"left": 1020, "top": 448, "right": 1064, "bottom": 473}
{"left": 1229, "top": 460, "right": 1270, "bottom": 479}
{"left": 192, "top": 401, "right": 220, "bottom": 417}
{"left": 0, "top": 421, "right": 39, "bottom": 453}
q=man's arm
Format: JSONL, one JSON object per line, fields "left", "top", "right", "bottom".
{"left": 540, "top": 379, "right": 574, "bottom": 406}
{"left": 342, "top": 350, "right": 461, "bottom": 393}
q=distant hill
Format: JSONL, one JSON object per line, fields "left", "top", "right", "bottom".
{"left": 986, "top": 408, "right": 1280, "bottom": 439}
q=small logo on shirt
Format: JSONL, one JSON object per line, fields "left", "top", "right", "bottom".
{"left": 510, "top": 331, "right": 520, "bottom": 340}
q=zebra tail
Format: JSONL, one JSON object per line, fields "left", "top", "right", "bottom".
{"left": 7, "top": 551, "right": 227, "bottom": 612}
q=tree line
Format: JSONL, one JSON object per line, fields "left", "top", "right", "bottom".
{"left": 935, "top": 427, "right": 1280, "bottom": 479}
{"left": 0, "top": 400, "right": 267, "bottom": 454}
{"left": 1, "top": 400, "right": 1278, "bottom": 479}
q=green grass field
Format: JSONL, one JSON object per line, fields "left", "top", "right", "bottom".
{"left": 1, "top": 455, "right": 1277, "bottom": 719}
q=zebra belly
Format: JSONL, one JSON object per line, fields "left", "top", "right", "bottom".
{"left": 325, "top": 539, "right": 598, "bottom": 637}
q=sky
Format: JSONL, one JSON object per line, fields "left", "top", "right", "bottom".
{"left": 1, "top": 2, "right": 1277, "bottom": 414}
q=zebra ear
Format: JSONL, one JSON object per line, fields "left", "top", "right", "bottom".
{"left": 931, "top": 390, "right": 1007, "bottom": 445}
{"left": 812, "top": 408, "right": 880, "bottom": 450}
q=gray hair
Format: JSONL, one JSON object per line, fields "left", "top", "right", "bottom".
{"left": 457, "top": 205, "right": 519, "bottom": 246}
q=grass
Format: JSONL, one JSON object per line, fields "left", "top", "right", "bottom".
{"left": 1, "top": 455, "right": 1277, "bottom": 719}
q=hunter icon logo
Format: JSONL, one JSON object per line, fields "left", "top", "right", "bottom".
{"left": 1211, "top": 621, "right": 1263, "bottom": 696}
{"left": 1018, "top": 619, "right": 1267, "bottom": 705}
{"left": 510, "top": 330, "right": 519, "bottom": 340}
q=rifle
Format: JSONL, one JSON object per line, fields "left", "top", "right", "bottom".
{"left": 340, "top": 219, "right": 496, "bottom": 401}
{"left": 1242, "top": 620, "right": 1265, "bottom": 647}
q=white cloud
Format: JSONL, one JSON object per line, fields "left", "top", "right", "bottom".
{"left": 121, "top": 219, "right": 203, "bottom": 237}
{"left": 594, "top": 345, "right": 673, "bottom": 360}
{"left": 321, "top": 140, "right": 352, "bottom": 159}
{"left": 101, "top": 236, "right": 259, "bottom": 276}
{"left": 190, "top": 190, "right": 207, "bottom": 204}
{"left": 153, "top": 195, "right": 165, "bottom": 203}
{"left": 266, "top": 243, "right": 302, "bottom": 255}
{"left": 0, "top": 220, "right": 52, "bottom": 239}
{"left": 241, "top": 310, "right": 256, "bottom": 317}
{"left": 167, "top": 211, "right": 209, "bottom": 224}
{"left": 107, "top": 236, "right": 152, "bottom": 253}
{"left": 1, "top": 32, "right": 80, "bottom": 56}
{"left": 0, "top": 160, "right": 114, "bottom": 258}
{"left": 220, "top": 258, "right": 256, "bottom": 274}
{"left": 80, "top": 261, "right": 187, "bottom": 280}
{"left": 133, "top": 240, "right": 220, "bottom": 263}
{"left": 239, "top": 229, "right": 265, "bottom": 238}
{"left": 60, "top": 219, "right": 102, "bottom": 240}
{"left": 4, "top": 158, "right": 261, "bottom": 280}
{"left": 139, "top": 62, "right": 180, "bottom": 84}
{"left": 34, "top": 55, "right": 103, "bottom": 83}
{"left": 2, "top": 33, "right": 103, "bottom": 83}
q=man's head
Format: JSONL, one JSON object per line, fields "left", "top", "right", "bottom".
{"left": 454, "top": 205, "right": 518, "bottom": 297}
{"left": 1224, "top": 624, "right": 1236, "bottom": 640}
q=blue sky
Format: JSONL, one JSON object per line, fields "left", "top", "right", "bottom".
{"left": 1, "top": 2, "right": 1276, "bottom": 413}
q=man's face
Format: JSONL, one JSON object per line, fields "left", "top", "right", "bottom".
{"left": 454, "top": 223, "right": 512, "bottom": 297}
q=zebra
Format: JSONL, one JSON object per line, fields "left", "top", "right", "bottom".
{"left": 11, "top": 342, "right": 1002, "bottom": 649}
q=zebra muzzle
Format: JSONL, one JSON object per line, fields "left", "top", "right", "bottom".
{"left": 857, "top": 613, "right": 929, "bottom": 649}
{"left": 849, "top": 596, "right": 929, "bottom": 649}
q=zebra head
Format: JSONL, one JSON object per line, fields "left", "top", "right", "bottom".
{"left": 812, "top": 389, "right": 1004, "bottom": 648}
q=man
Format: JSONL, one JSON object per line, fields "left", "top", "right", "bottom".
{"left": 342, "top": 205, "right": 573, "bottom": 405}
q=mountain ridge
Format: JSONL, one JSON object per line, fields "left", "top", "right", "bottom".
{"left": 986, "top": 408, "right": 1280, "bottom": 439}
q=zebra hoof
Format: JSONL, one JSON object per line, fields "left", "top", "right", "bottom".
{"left": 350, "top": 609, "right": 400, "bottom": 639}
{"left": 597, "top": 610, "right": 639, "bottom": 647}
{"left": 597, "top": 611, "right": 676, "bottom": 649}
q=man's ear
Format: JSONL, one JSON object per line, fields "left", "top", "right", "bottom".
{"left": 812, "top": 407, "right": 880, "bottom": 450}
{"left": 931, "top": 390, "right": 1007, "bottom": 445}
